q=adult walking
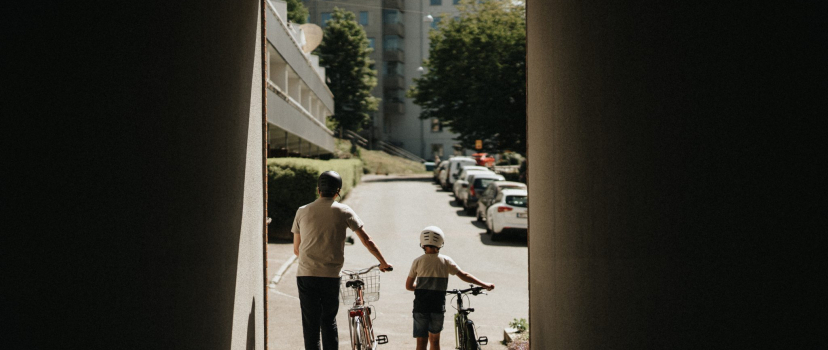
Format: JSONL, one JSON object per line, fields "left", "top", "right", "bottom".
{"left": 292, "top": 170, "right": 393, "bottom": 350}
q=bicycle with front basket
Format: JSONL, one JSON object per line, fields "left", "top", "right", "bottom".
{"left": 341, "top": 264, "right": 392, "bottom": 350}
{"left": 447, "top": 285, "right": 489, "bottom": 350}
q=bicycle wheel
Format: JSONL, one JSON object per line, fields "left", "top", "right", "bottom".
{"left": 464, "top": 320, "right": 480, "bottom": 350}
{"left": 362, "top": 313, "right": 376, "bottom": 349}
{"left": 351, "top": 317, "right": 363, "bottom": 350}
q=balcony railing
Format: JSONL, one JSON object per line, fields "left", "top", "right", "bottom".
{"left": 382, "top": 0, "right": 404, "bottom": 12}
{"left": 383, "top": 49, "right": 405, "bottom": 62}
{"left": 383, "top": 74, "right": 405, "bottom": 90}
{"left": 383, "top": 22, "right": 405, "bottom": 37}
{"left": 384, "top": 101, "right": 405, "bottom": 115}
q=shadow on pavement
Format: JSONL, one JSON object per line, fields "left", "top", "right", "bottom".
{"left": 478, "top": 232, "right": 527, "bottom": 246}
{"left": 455, "top": 209, "right": 473, "bottom": 217}
{"left": 448, "top": 200, "right": 463, "bottom": 208}
{"left": 471, "top": 221, "right": 486, "bottom": 229}
{"left": 362, "top": 176, "right": 433, "bottom": 183}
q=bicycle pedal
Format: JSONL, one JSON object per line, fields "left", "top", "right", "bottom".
{"left": 377, "top": 335, "right": 388, "bottom": 344}
{"left": 477, "top": 336, "right": 488, "bottom": 345}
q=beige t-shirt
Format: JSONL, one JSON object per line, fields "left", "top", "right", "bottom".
{"left": 292, "top": 197, "right": 364, "bottom": 277}
{"left": 408, "top": 253, "right": 460, "bottom": 312}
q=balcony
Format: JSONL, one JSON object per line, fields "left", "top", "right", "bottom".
{"left": 382, "top": 0, "right": 404, "bottom": 11}
{"left": 383, "top": 22, "right": 405, "bottom": 37}
{"left": 383, "top": 49, "right": 405, "bottom": 62}
{"left": 384, "top": 74, "right": 405, "bottom": 90}
{"left": 384, "top": 101, "right": 405, "bottom": 115}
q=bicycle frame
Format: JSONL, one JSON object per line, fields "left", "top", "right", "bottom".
{"left": 447, "top": 285, "right": 489, "bottom": 350}
{"left": 342, "top": 265, "right": 389, "bottom": 350}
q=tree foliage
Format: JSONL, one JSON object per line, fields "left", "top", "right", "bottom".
{"left": 317, "top": 8, "right": 379, "bottom": 132}
{"left": 409, "top": 0, "right": 526, "bottom": 153}
{"left": 285, "top": 0, "right": 308, "bottom": 24}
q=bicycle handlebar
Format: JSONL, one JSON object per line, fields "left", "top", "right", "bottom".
{"left": 446, "top": 285, "right": 487, "bottom": 296}
{"left": 342, "top": 264, "right": 393, "bottom": 276}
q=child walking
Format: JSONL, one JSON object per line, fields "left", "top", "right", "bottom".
{"left": 406, "top": 226, "right": 495, "bottom": 350}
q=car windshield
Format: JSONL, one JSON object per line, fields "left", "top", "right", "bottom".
{"left": 474, "top": 178, "right": 498, "bottom": 189}
{"left": 506, "top": 195, "right": 528, "bottom": 207}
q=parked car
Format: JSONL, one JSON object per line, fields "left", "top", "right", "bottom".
{"left": 451, "top": 166, "right": 492, "bottom": 198}
{"left": 453, "top": 168, "right": 494, "bottom": 203}
{"left": 433, "top": 160, "right": 449, "bottom": 183}
{"left": 442, "top": 157, "right": 477, "bottom": 190}
{"left": 472, "top": 153, "right": 496, "bottom": 167}
{"left": 485, "top": 188, "right": 528, "bottom": 240}
{"left": 476, "top": 181, "right": 527, "bottom": 221}
{"left": 463, "top": 173, "right": 507, "bottom": 213}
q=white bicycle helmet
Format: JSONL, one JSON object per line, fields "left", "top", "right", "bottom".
{"left": 420, "top": 226, "right": 445, "bottom": 248}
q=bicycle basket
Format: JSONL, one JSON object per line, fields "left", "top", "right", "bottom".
{"left": 340, "top": 269, "right": 381, "bottom": 304}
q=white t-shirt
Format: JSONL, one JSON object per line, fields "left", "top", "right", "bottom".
{"left": 292, "top": 197, "right": 364, "bottom": 277}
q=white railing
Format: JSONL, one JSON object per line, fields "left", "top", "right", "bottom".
{"left": 267, "top": 80, "right": 334, "bottom": 135}
{"left": 266, "top": 0, "right": 333, "bottom": 98}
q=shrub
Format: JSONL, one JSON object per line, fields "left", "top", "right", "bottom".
{"left": 266, "top": 158, "right": 363, "bottom": 239}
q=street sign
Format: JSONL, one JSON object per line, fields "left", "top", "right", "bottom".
{"left": 475, "top": 140, "right": 482, "bottom": 150}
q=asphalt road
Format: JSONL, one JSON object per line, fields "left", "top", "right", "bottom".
{"left": 268, "top": 174, "right": 528, "bottom": 349}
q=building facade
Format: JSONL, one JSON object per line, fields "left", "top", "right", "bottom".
{"left": 304, "top": 0, "right": 464, "bottom": 160}
{"left": 267, "top": 0, "right": 336, "bottom": 157}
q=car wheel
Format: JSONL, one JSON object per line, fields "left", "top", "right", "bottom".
{"left": 465, "top": 203, "right": 474, "bottom": 215}
{"left": 491, "top": 230, "right": 502, "bottom": 241}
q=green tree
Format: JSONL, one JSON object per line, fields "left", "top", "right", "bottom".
{"left": 317, "top": 8, "right": 379, "bottom": 132}
{"left": 285, "top": 0, "right": 308, "bottom": 24}
{"left": 409, "top": 0, "right": 526, "bottom": 153}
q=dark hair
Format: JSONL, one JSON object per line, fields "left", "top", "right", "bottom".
{"left": 318, "top": 171, "right": 342, "bottom": 197}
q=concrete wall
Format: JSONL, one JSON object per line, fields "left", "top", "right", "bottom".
{"left": 6, "top": 1, "right": 266, "bottom": 348}
{"left": 527, "top": 1, "right": 822, "bottom": 348}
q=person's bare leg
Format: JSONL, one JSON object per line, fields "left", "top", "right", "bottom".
{"left": 416, "top": 336, "right": 428, "bottom": 350}
{"left": 428, "top": 332, "right": 441, "bottom": 350}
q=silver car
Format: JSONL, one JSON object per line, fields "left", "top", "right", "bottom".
{"left": 461, "top": 173, "right": 506, "bottom": 213}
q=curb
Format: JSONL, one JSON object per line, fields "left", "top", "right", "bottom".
{"left": 268, "top": 254, "right": 297, "bottom": 288}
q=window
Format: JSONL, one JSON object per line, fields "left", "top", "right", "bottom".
{"left": 506, "top": 195, "right": 528, "bottom": 208}
{"left": 368, "top": 38, "right": 375, "bottom": 49}
{"left": 359, "top": 11, "right": 369, "bottom": 25}
{"left": 431, "top": 118, "right": 443, "bottom": 132}
{"left": 383, "top": 62, "right": 404, "bottom": 76}
{"left": 431, "top": 144, "right": 444, "bottom": 157}
{"left": 431, "top": 0, "right": 442, "bottom": 5}
{"left": 430, "top": 16, "right": 442, "bottom": 29}
{"left": 385, "top": 89, "right": 405, "bottom": 103}
{"left": 383, "top": 35, "right": 403, "bottom": 51}
{"left": 320, "top": 12, "right": 332, "bottom": 27}
{"left": 453, "top": 0, "right": 460, "bottom": 4}
{"left": 382, "top": 9, "right": 402, "bottom": 24}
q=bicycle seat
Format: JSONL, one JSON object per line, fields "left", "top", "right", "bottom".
{"left": 345, "top": 280, "right": 364, "bottom": 288}
{"left": 460, "top": 307, "right": 475, "bottom": 313}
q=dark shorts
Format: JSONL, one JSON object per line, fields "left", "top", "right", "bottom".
{"left": 413, "top": 312, "right": 445, "bottom": 338}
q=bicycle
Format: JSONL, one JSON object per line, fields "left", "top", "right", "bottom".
{"left": 447, "top": 285, "right": 490, "bottom": 350}
{"left": 340, "top": 264, "right": 392, "bottom": 350}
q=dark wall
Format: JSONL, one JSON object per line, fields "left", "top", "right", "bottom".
{"left": 5, "top": 1, "right": 263, "bottom": 348}
{"left": 527, "top": 1, "right": 823, "bottom": 348}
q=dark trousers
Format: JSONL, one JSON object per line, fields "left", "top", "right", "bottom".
{"left": 297, "top": 276, "right": 341, "bottom": 350}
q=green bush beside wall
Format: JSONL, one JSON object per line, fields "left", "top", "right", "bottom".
{"left": 266, "top": 158, "right": 363, "bottom": 239}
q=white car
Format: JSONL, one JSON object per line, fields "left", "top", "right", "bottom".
{"left": 442, "top": 157, "right": 477, "bottom": 190}
{"left": 476, "top": 181, "right": 527, "bottom": 221}
{"left": 486, "top": 188, "right": 528, "bottom": 240}
{"left": 451, "top": 166, "right": 492, "bottom": 199}
{"left": 461, "top": 172, "right": 506, "bottom": 213}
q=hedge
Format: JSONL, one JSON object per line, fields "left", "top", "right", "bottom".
{"left": 266, "top": 158, "right": 363, "bottom": 239}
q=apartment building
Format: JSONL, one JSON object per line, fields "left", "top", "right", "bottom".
{"left": 266, "top": 0, "right": 336, "bottom": 157}
{"left": 304, "top": 0, "right": 464, "bottom": 160}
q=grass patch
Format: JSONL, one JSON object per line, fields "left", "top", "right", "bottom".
{"left": 336, "top": 139, "right": 427, "bottom": 175}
